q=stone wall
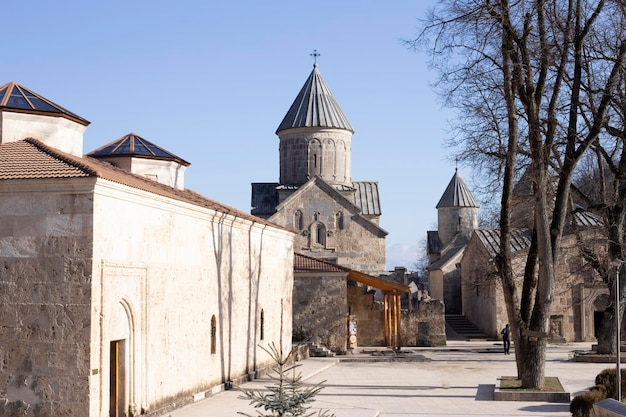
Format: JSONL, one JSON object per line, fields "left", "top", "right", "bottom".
{"left": 292, "top": 274, "right": 348, "bottom": 353}
{"left": 461, "top": 228, "right": 607, "bottom": 342}
{"left": 0, "top": 183, "right": 94, "bottom": 416}
{"left": 0, "top": 177, "right": 295, "bottom": 417}
{"left": 278, "top": 128, "right": 353, "bottom": 187}
{"left": 347, "top": 285, "right": 446, "bottom": 348}
{"left": 348, "top": 284, "right": 384, "bottom": 347}
{"left": 269, "top": 181, "right": 386, "bottom": 274}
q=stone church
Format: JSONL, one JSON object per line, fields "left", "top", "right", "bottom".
{"left": 427, "top": 169, "right": 479, "bottom": 315}
{"left": 0, "top": 82, "right": 295, "bottom": 417}
{"left": 428, "top": 168, "right": 609, "bottom": 342}
{"left": 251, "top": 65, "right": 444, "bottom": 351}
{"left": 251, "top": 64, "right": 386, "bottom": 275}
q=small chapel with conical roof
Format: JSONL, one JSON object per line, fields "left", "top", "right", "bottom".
{"left": 427, "top": 169, "right": 479, "bottom": 314}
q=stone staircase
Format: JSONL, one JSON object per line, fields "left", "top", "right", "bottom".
{"left": 445, "top": 314, "right": 490, "bottom": 340}
{"left": 307, "top": 341, "right": 336, "bottom": 357}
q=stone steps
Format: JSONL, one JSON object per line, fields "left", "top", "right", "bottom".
{"left": 446, "top": 314, "right": 490, "bottom": 340}
{"left": 308, "top": 342, "right": 336, "bottom": 357}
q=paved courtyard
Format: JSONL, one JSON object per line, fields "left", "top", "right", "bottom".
{"left": 167, "top": 341, "right": 611, "bottom": 417}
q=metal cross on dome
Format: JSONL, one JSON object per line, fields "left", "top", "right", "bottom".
{"left": 310, "top": 49, "right": 320, "bottom": 65}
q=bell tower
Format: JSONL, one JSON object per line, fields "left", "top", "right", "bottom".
{"left": 436, "top": 169, "right": 479, "bottom": 246}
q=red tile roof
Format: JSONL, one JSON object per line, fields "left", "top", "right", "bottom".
{"left": 294, "top": 253, "right": 408, "bottom": 293}
{"left": 0, "top": 139, "right": 290, "bottom": 231}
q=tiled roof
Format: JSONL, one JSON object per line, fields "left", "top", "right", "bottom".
{"left": 87, "top": 132, "right": 190, "bottom": 166}
{"left": 295, "top": 252, "right": 348, "bottom": 273}
{"left": 276, "top": 65, "right": 353, "bottom": 133}
{"left": 294, "top": 253, "right": 408, "bottom": 293}
{"left": 0, "top": 81, "right": 89, "bottom": 125}
{"left": 0, "top": 139, "right": 289, "bottom": 231}
{"left": 0, "top": 140, "right": 97, "bottom": 179}
{"left": 436, "top": 169, "right": 479, "bottom": 208}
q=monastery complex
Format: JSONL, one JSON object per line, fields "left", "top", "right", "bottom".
{"left": 0, "top": 63, "right": 613, "bottom": 417}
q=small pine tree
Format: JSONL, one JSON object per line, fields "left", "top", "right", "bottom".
{"left": 238, "top": 302, "right": 335, "bottom": 417}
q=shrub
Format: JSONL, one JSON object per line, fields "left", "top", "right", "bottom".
{"left": 594, "top": 368, "right": 626, "bottom": 400}
{"left": 570, "top": 385, "right": 607, "bottom": 417}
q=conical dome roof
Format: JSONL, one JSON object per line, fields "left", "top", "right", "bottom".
{"left": 0, "top": 81, "right": 89, "bottom": 125}
{"left": 276, "top": 64, "right": 353, "bottom": 133}
{"left": 436, "top": 169, "right": 479, "bottom": 208}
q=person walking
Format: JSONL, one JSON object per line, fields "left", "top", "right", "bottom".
{"left": 501, "top": 324, "right": 511, "bottom": 354}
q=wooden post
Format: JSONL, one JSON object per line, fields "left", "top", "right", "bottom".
{"left": 383, "top": 293, "right": 389, "bottom": 346}
{"left": 395, "top": 293, "right": 401, "bottom": 349}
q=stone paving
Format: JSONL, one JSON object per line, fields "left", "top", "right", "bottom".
{"left": 165, "top": 341, "right": 613, "bottom": 417}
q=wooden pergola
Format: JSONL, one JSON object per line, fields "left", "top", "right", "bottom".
{"left": 346, "top": 270, "right": 408, "bottom": 349}
{"left": 294, "top": 253, "right": 409, "bottom": 349}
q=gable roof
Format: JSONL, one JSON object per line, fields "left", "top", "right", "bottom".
{"left": 271, "top": 176, "right": 387, "bottom": 236}
{"left": 87, "top": 132, "right": 190, "bottom": 166}
{"left": 473, "top": 229, "right": 533, "bottom": 259}
{"left": 436, "top": 169, "right": 479, "bottom": 208}
{"left": 295, "top": 252, "right": 408, "bottom": 293}
{"left": 0, "top": 139, "right": 290, "bottom": 232}
{"left": 276, "top": 65, "right": 353, "bottom": 134}
{"left": 0, "top": 81, "right": 89, "bottom": 126}
{"left": 428, "top": 234, "right": 468, "bottom": 270}
{"left": 252, "top": 180, "right": 382, "bottom": 217}
{"left": 427, "top": 230, "right": 443, "bottom": 255}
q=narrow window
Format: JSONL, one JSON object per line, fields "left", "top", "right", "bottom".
{"left": 260, "top": 309, "right": 265, "bottom": 341}
{"left": 294, "top": 210, "right": 303, "bottom": 230}
{"left": 314, "top": 223, "right": 326, "bottom": 247}
{"left": 210, "top": 315, "right": 217, "bottom": 355}
{"left": 335, "top": 212, "right": 344, "bottom": 230}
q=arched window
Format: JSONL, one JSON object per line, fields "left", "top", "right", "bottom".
{"left": 210, "top": 315, "right": 217, "bottom": 355}
{"left": 260, "top": 309, "right": 265, "bottom": 341}
{"left": 308, "top": 139, "right": 322, "bottom": 176}
{"left": 335, "top": 212, "right": 344, "bottom": 230}
{"left": 312, "top": 223, "right": 326, "bottom": 247}
{"left": 294, "top": 210, "right": 303, "bottom": 230}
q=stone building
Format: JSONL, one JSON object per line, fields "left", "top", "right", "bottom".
{"left": 0, "top": 82, "right": 295, "bottom": 417}
{"left": 427, "top": 169, "right": 479, "bottom": 314}
{"left": 461, "top": 220, "right": 608, "bottom": 342}
{"left": 252, "top": 65, "right": 445, "bottom": 350}
{"left": 251, "top": 64, "right": 386, "bottom": 275}
{"left": 428, "top": 167, "right": 609, "bottom": 342}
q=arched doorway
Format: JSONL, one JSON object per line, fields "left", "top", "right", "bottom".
{"left": 109, "top": 301, "right": 131, "bottom": 417}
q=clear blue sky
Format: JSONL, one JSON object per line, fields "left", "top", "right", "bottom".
{"left": 5, "top": 1, "right": 464, "bottom": 270}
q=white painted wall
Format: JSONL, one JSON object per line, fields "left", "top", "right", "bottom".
{"left": 90, "top": 179, "right": 294, "bottom": 416}
{"left": 0, "top": 175, "right": 293, "bottom": 417}
{"left": 0, "top": 111, "right": 87, "bottom": 156}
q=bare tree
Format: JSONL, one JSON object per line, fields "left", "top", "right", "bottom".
{"left": 410, "top": 0, "right": 626, "bottom": 388}
{"left": 572, "top": 65, "right": 626, "bottom": 353}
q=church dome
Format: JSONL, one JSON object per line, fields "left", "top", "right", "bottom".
{"left": 276, "top": 64, "right": 353, "bottom": 133}
{"left": 436, "top": 169, "right": 479, "bottom": 208}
